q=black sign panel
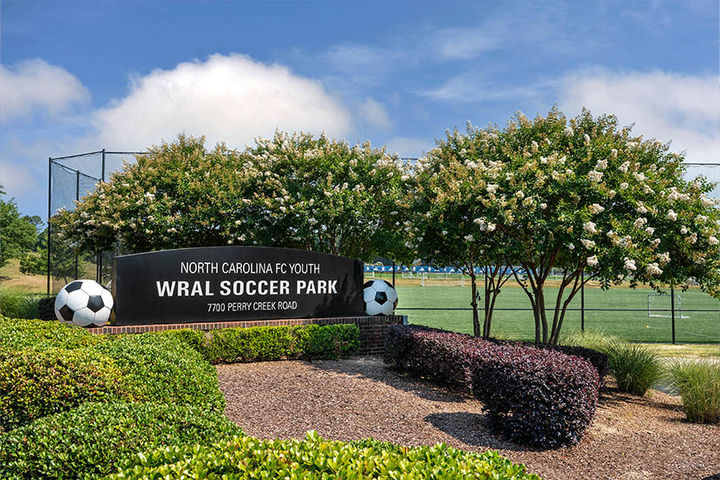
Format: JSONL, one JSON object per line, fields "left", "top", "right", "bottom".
{"left": 112, "top": 246, "right": 364, "bottom": 325}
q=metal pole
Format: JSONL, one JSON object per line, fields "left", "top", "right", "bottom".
{"left": 671, "top": 284, "right": 676, "bottom": 344}
{"left": 98, "top": 149, "right": 106, "bottom": 283}
{"left": 46, "top": 158, "right": 52, "bottom": 296}
{"left": 74, "top": 171, "right": 80, "bottom": 280}
{"left": 581, "top": 270, "right": 585, "bottom": 332}
{"left": 392, "top": 261, "right": 396, "bottom": 287}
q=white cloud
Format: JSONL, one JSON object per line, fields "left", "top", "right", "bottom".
{"left": 90, "top": 53, "right": 352, "bottom": 150}
{"left": 559, "top": 69, "right": 720, "bottom": 161}
{"left": 559, "top": 68, "right": 720, "bottom": 195}
{"left": 420, "top": 71, "right": 547, "bottom": 102}
{"left": 357, "top": 98, "right": 391, "bottom": 129}
{"left": 432, "top": 27, "right": 498, "bottom": 60}
{"left": 0, "top": 59, "right": 90, "bottom": 122}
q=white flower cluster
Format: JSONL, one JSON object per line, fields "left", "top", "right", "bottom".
{"left": 623, "top": 257, "right": 637, "bottom": 272}
{"left": 589, "top": 203, "right": 605, "bottom": 214}
{"left": 583, "top": 221, "right": 599, "bottom": 235}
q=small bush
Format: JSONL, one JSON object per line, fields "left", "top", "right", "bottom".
{"left": 0, "top": 317, "right": 103, "bottom": 350}
{"left": 0, "top": 289, "right": 39, "bottom": 319}
{"left": 204, "top": 323, "right": 359, "bottom": 364}
{"left": 37, "top": 296, "right": 57, "bottom": 321}
{"left": 385, "top": 325, "right": 600, "bottom": 447}
{"left": 472, "top": 344, "right": 600, "bottom": 448}
{"left": 668, "top": 360, "right": 720, "bottom": 423}
{"left": 605, "top": 342, "right": 662, "bottom": 396}
{"left": 108, "top": 431, "right": 540, "bottom": 480}
{"left": 0, "top": 402, "right": 244, "bottom": 480}
{"left": 0, "top": 348, "right": 127, "bottom": 431}
{"left": 92, "top": 334, "right": 225, "bottom": 413}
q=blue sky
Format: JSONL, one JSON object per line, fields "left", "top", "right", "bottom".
{"left": 1, "top": 0, "right": 719, "bottom": 218}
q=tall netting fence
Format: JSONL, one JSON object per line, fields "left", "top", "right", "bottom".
{"left": 48, "top": 150, "right": 145, "bottom": 294}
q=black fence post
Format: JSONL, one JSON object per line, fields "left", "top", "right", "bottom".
{"left": 392, "top": 261, "right": 396, "bottom": 287}
{"left": 581, "top": 270, "right": 585, "bottom": 332}
{"left": 46, "top": 157, "right": 52, "bottom": 296}
{"left": 75, "top": 170, "right": 80, "bottom": 280}
{"left": 97, "top": 149, "right": 106, "bottom": 284}
{"left": 671, "top": 284, "right": 676, "bottom": 344}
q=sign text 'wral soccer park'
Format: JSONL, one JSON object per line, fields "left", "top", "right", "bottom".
{"left": 112, "top": 247, "right": 365, "bottom": 325}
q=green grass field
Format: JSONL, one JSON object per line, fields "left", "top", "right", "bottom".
{"left": 382, "top": 276, "right": 720, "bottom": 344}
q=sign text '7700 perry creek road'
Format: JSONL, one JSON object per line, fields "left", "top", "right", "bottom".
{"left": 112, "top": 247, "right": 365, "bottom": 325}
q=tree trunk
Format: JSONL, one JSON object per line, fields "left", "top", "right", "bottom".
{"left": 470, "top": 271, "right": 481, "bottom": 337}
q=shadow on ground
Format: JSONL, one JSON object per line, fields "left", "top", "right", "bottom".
{"left": 309, "top": 356, "right": 469, "bottom": 403}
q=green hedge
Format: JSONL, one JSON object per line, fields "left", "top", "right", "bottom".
{"left": 93, "top": 334, "right": 225, "bottom": 413}
{"left": 0, "top": 316, "right": 103, "bottom": 350}
{"left": 0, "top": 348, "right": 128, "bottom": 432}
{"left": 0, "top": 402, "right": 243, "bottom": 480}
{"left": 203, "top": 323, "right": 360, "bottom": 364}
{"left": 107, "top": 431, "right": 540, "bottom": 480}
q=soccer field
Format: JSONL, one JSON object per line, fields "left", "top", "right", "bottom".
{"left": 391, "top": 281, "right": 720, "bottom": 344}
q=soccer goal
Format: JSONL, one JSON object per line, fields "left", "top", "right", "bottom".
{"left": 420, "top": 272, "right": 466, "bottom": 287}
{"left": 647, "top": 293, "right": 690, "bottom": 319}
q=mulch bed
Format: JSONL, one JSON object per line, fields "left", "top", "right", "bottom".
{"left": 217, "top": 357, "right": 720, "bottom": 480}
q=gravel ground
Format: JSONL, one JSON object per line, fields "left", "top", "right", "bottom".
{"left": 217, "top": 357, "right": 720, "bottom": 480}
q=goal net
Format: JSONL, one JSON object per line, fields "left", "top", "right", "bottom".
{"left": 647, "top": 293, "right": 690, "bottom": 319}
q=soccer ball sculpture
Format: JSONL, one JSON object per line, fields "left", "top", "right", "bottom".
{"left": 363, "top": 279, "right": 398, "bottom": 316}
{"left": 54, "top": 279, "right": 114, "bottom": 327}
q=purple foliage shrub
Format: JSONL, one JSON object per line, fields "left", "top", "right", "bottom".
{"left": 384, "top": 325, "right": 601, "bottom": 448}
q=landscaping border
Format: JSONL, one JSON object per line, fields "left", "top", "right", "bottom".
{"left": 85, "top": 315, "right": 407, "bottom": 355}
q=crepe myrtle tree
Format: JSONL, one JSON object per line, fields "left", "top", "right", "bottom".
{"left": 232, "top": 131, "right": 415, "bottom": 263}
{"left": 465, "top": 108, "right": 719, "bottom": 344}
{"left": 53, "top": 135, "right": 266, "bottom": 254}
{"left": 412, "top": 137, "right": 513, "bottom": 338}
{"left": 54, "top": 133, "right": 414, "bottom": 263}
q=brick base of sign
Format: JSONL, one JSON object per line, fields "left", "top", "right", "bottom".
{"left": 86, "top": 315, "right": 407, "bottom": 355}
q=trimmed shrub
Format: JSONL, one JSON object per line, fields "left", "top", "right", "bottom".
{"left": 0, "top": 402, "right": 244, "bottom": 480}
{"left": 487, "top": 337, "right": 609, "bottom": 379}
{"left": 0, "top": 348, "right": 127, "bottom": 432}
{"left": 605, "top": 342, "right": 662, "bottom": 396}
{"left": 107, "top": 431, "right": 540, "bottom": 480}
{"left": 203, "top": 323, "right": 359, "bottom": 364}
{"left": 385, "top": 325, "right": 601, "bottom": 448}
{"left": 668, "top": 360, "right": 720, "bottom": 424}
{"left": 0, "top": 317, "right": 103, "bottom": 350}
{"left": 472, "top": 345, "right": 601, "bottom": 448}
{"left": 305, "top": 323, "right": 360, "bottom": 359}
{"left": 150, "top": 328, "right": 206, "bottom": 353}
{"left": 92, "top": 334, "right": 225, "bottom": 413}
{"left": 37, "top": 296, "right": 57, "bottom": 321}
{"left": 385, "top": 324, "right": 492, "bottom": 392}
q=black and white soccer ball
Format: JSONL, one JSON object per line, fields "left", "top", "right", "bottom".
{"left": 363, "top": 279, "right": 398, "bottom": 316}
{"left": 54, "top": 279, "right": 114, "bottom": 327}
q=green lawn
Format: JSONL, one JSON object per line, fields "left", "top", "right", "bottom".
{"left": 392, "top": 282, "right": 720, "bottom": 344}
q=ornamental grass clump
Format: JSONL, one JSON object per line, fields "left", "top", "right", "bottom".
{"left": 668, "top": 360, "right": 720, "bottom": 424}
{"left": 605, "top": 342, "right": 663, "bottom": 396}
